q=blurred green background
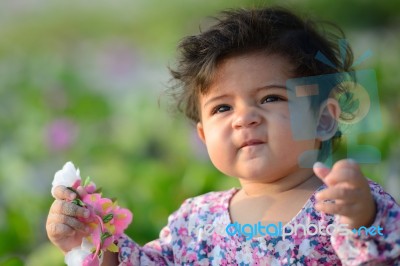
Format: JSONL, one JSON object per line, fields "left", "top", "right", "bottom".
{"left": 0, "top": 0, "right": 399, "bottom": 265}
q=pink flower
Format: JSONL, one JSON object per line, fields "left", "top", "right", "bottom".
{"left": 53, "top": 162, "right": 133, "bottom": 266}
{"left": 112, "top": 206, "right": 133, "bottom": 236}
{"left": 82, "top": 194, "right": 113, "bottom": 215}
{"left": 81, "top": 193, "right": 132, "bottom": 248}
{"left": 84, "top": 182, "right": 97, "bottom": 194}
{"left": 46, "top": 119, "right": 78, "bottom": 152}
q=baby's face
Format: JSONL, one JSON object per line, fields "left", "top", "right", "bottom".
{"left": 196, "top": 52, "right": 320, "bottom": 182}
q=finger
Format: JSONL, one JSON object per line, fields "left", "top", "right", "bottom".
{"left": 322, "top": 167, "right": 363, "bottom": 187}
{"left": 315, "top": 187, "right": 360, "bottom": 203}
{"left": 47, "top": 213, "right": 89, "bottom": 234}
{"left": 317, "top": 159, "right": 363, "bottom": 187}
{"left": 51, "top": 200, "right": 90, "bottom": 218}
{"left": 76, "top": 186, "right": 88, "bottom": 198}
{"left": 313, "top": 162, "right": 331, "bottom": 180}
{"left": 46, "top": 222, "right": 76, "bottom": 239}
{"left": 332, "top": 159, "right": 360, "bottom": 172}
{"left": 52, "top": 186, "right": 77, "bottom": 201}
{"left": 315, "top": 201, "right": 356, "bottom": 217}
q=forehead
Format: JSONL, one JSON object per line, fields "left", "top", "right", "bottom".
{"left": 204, "top": 52, "right": 294, "bottom": 96}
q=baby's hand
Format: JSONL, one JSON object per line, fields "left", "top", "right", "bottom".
{"left": 313, "top": 159, "right": 376, "bottom": 230}
{"left": 46, "top": 185, "right": 90, "bottom": 254}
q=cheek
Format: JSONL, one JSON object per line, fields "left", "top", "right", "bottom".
{"left": 271, "top": 110, "right": 308, "bottom": 140}
{"left": 205, "top": 127, "right": 228, "bottom": 155}
{"left": 268, "top": 115, "right": 292, "bottom": 137}
{"left": 203, "top": 125, "right": 233, "bottom": 170}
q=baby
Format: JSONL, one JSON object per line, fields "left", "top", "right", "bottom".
{"left": 47, "top": 6, "right": 400, "bottom": 265}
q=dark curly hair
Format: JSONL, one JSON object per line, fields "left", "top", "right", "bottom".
{"left": 168, "top": 6, "right": 355, "bottom": 160}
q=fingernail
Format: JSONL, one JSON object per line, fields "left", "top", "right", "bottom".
{"left": 313, "top": 162, "right": 327, "bottom": 169}
{"left": 347, "top": 158, "right": 357, "bottom": 164}
{"left": 66, "top": 187, "right": 76, "bottom": 199}
{"left": 67, "top": 190, "right": 76, "bottom": 200}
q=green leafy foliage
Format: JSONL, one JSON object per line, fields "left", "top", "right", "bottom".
{"left": 102, "top": 214, "right": 113, "bottom": 223}
{"left": 0, "top": 0, "right": 399, "bottom": 265}
{"left": 100, "top": 232, "right": 112, "bottom": 244}
{"left": 71, "top": 199, "right": 86, "bottom": 208}
{"left": 83, "top": 176, "right": 91, "bottom": 187}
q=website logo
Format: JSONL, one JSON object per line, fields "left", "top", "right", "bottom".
{"left": 189, "top": 217, "right": 383, "bottom": 240}
{"left": 224, "top": 221, "right": 383, "bottom": 240}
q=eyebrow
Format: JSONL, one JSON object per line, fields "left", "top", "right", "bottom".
{"left": 203, "top": 84, "right": 287, "bottom": 109}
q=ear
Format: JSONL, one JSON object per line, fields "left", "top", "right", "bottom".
{"left": 316, "top": 98, "right": 341, "bottom": 141}
{"left": 196, "top": 122, "right": 206, "bottom": 144}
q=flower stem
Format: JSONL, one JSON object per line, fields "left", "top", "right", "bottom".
{"left": 93, "top": 214, "right": 105, "bottom": 259}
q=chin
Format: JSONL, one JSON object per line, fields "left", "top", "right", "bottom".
{"left": 237, "top": 168, "right": 272, "bottom": 181}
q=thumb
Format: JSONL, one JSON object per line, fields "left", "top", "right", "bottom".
{"left": 313, "top": 162, "right": 331, "bottom": 180}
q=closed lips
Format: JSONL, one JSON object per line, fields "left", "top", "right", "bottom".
{"left": 240, "top": 140, "right": 265, "bottom": 148}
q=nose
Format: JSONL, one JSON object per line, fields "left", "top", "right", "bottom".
{"left": 232, "top": 105, "right": 262, "bottom": 129}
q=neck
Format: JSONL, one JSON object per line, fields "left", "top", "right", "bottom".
{"left": 239, "top": 168, "right": 322, "bottom": 197}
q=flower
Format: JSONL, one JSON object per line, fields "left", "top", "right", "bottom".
{"left": 65, "top": 247, "right": 92, "bottom": 266}
{"left": 46, "top": 119, "right": 78, "bottom": 152}
{"left": 112, "top": 205, "right": 133, "bottom": 235}
{"left": 81, "top": 193, "right": 132, "bottom": 250}
{"left": 53, "top": 161, "right": 132, "bottom": 266}
{"left": 51, "top": 161, "right": 81, "bottom": 197}
{"left": 83, "top": 255, "right": 100, "bottom": 266}
{"left": 65, "top": 239, "right": 103, "bottom": 266}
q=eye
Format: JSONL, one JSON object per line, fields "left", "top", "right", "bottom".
{"left": 261, "top": 95, "right": 285, "bottom": 103}
{"left": 211, "top": 104, "right": 231, "bottom": 114}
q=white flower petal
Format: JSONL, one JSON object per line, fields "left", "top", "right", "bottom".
{"left": 81, "top": 237, "right": 95, "bottom": 252}
{"left": 65, "top": 247, "right": 91, "bottom": 266}
{"left": 51, "top": 161, "right": 81, "bottom": 197}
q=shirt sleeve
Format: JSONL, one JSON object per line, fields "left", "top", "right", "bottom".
{"left": 114, "top": 197, "right": 195, "bottom": 266}
{"left": 331, "top": 181, "right": 400, "bottom": 265}
{"left": 116, "top": 226, "right": 174, "bottom": 266}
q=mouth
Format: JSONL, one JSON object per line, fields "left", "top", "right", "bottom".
{"left": 240, "top": 139, "right": 265, "bottom": 149}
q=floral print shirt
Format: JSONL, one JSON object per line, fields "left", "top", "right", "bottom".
{"left": 116, "top": 181, "right": 400, "bottom": 265}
